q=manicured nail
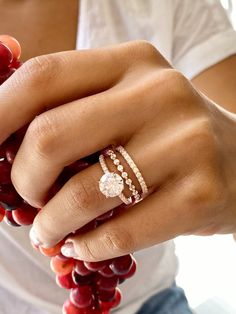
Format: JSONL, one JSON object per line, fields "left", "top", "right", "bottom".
{"left": 61, "top": 241, "right": 78, "bottom": 258}
{"left": 29, "top": 227, "right": 42, "bottom": 246}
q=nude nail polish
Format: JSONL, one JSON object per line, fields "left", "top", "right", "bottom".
{"left": 29, "top": 227, "right": 42, "bottom": 247}
{"left": 61, "top": 242, "right": 78, "bottom": 258}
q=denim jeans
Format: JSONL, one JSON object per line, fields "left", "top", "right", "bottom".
{"left": 136, "top": 283, "right": 193, "bottom": 314}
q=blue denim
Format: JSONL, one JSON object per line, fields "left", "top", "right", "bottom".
{"left": 136, "top": 283, "right": 193, "bottom": 314}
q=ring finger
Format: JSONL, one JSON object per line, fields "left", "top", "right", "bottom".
{"left": 31, "top": 136, "right": 170, "bottom": 248}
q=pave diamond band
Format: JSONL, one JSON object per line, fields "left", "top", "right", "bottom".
{"left": 106, "top": 149, "right": 142, "bottom": 203}
{"left": 99, "top": 154, "right": 132, "bottom": 205}
{"left": 98, "top": 145, "right": 148, "bottom": 205}
{"left": 115, "top": 146, "right": 148, "bottom": 196}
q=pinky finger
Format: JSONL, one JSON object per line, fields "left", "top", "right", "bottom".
{"left": 63, "top": 187, "right": 186, "bottom": 262}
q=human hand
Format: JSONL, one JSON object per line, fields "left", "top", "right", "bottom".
{"left": 2, "top": 40, "right": 236, "bottom": 261}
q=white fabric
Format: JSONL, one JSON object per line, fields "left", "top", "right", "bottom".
{"left": 0, "top": 1, "right": 236, "bottom": 314}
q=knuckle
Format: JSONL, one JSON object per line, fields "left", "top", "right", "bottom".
{"left": 125, "top": 40, "right": 163, "bottom": 65}
{"left": 19, "top": 55, "right": 59, "bottom": 88}
{"left": 187, "top": 171, "right": 228, "bottom": 219}
{"left": 137, "top": 69, "right": 192, "bottom": 110}
{"left": 26, "top": 113, "right": 58, "bottom": 159}
{"left": 102, "top": 227, "right": 134, "bottom": 255}
{"left": 66, "top": 176, "right": 102, "bottom": 215}
{"left": 161, "top": 69, "right": 191, "bottom": 99}
{"left": 185, "top": 170, "right": 227, "bottom": 215}
{"left": 189, "top": 118, "right": 218, "bottom": 157}
{"left": 181, "top": 119, "right": 229, "bottom": 218}
{"left": 132, "top": 40, "right": 159, "bottom": 56}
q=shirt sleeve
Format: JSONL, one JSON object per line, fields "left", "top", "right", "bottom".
{"left": 172, "top": 0, "right": 236, "bottom": 79}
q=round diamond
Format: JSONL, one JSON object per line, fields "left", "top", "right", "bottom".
{"left": 99, "top": 172, "right": 124, "bottom": 197}
{"left": 114, "top": 159, "right": 120, "bottom": 166}
{"left": 125, "top": 179, "right": 132, "bottom": 185}
{"left": 117, "top": 165, "right": 123, "bottom": 171}
{"left": 122, "top": 172, "right": 128, "bottom": 178}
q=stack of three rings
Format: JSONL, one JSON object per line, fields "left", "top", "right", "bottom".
{"left": 98, "top": 146, "right": 148, "bottom": 205}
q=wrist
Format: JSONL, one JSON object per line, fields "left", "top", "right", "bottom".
{"left": 210, "top": 102, "right": 236, "bottom": 232}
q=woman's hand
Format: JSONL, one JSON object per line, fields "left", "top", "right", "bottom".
{"left": 1, "top": 40, "right": 236, "bottom": 261}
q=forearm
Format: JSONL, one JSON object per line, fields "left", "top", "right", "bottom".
{"left": 192, "top": 55, "right": 236, "bottom": 114}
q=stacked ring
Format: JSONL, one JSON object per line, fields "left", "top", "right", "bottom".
{"left": 115, "top": 146, "right": 148, "bottom": 195}
{"left": 106, "top": 149, "right": 142, "bottom": 203}
{"left": 98, "top": 145, "right": 148, "bottom": 205}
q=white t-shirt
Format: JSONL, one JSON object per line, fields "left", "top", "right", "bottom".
{"left": 0, "top": 1, "right": 236, "bottom": 314}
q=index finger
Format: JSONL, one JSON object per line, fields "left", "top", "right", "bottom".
{"left": 0, "top": 45, "right": 126, "bottom": 143}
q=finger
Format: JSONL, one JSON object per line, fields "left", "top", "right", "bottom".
{"left": 0, "top": 45, "right": 127, "bottom": 143}
{"left": 11, "top": 64, "right": 176, "bottom": 208}
{"left": 32, "top": 162, "right": 120, "bottom": 248}
{"left": 11, "top": 89, "right": 135, "bottom": 207}
{"left": 10, "top": 42, "right": 169, "bottom": 207}
{"left": 64, "top": 187, "right": 186, "bottom": 261}
{"left": 31, "top": 138, "right": 157, "bottom": 247}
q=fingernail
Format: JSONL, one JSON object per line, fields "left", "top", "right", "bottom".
{"left": 61, "top": 241, "right": 78, "bottom": 258}
{"left": 29, "top": 227, "right": 42, "bottom": 247}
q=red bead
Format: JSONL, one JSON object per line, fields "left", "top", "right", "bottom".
{"left": 63, "top": 300, "right": 101, "bottom": 314}
{"left": 10, "top": 58, "right": 22, "bottom": 69}
{"left": 98, "top": 266, "right": 114, "bottom": 278}
{"left": 5, "top": 140, "right": 21, "bottom": 164}
{"left": 120, "top": 257, "right": 137, "bottom": 279}
{"left": 110, "top": 254, "right": 133, "bottom": 276}
{"left": 56, "top": 272, "right": 76, "bottom": 290}
{"left": 0, "top": 205, "right": 5, "bottom": 222}
{"left": 72, "top": 271, "right": 94, "bottom": 286}
{"left": 63, "top": 299, "right": 86, "bottom": 314}
{"left": 0, "top": 144, "right": 7, "bottom": 158}
{"left": 70, "top": 286, "right": 93, "bottom": 309}
{"left": 50, "top": 255, "right": 74, "bottom": 275}
{"left": 0, "top": 42, "right": 13, "bottom": 70}
{"left": 84, "top": 261, "right": 108, "bottom": 272}
{"left": 0, "top": 35, "right": 21, "bottom": 59}
{"left": 12, "top": 203, "right": 38, "bottom": 225}
{"left": 98, "top": 289, "right": 116, "bottom": 302}
{"left": 95, "top": 274, "right": 118, "bottom": 291}
{"left": 0, "top": 160, "right": 12, "bottom": 184}
{"left": 100, "top": 288, "right": 121, "bottom": 310}
{"left": 74, "top": 260, "right": 92, "bottom": 276}
{"left": 0, "top": 184, "right": 22, "bottom": 207}
{"left": 4, "top": 210, "right": 20, "bottom": 227}
{"left": 39, "top": 240, "right": 64, "bottom": 257}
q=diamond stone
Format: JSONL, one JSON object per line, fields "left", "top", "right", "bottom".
{"left": 114, "top": 159, "right": 120, "bottom": 165}
{"left": 122, "top": 172, "right": 128, "bottom": 178}
{"left": 117, "top": 165, "right": 123, "bottom": 171}
{"left": 99, "top": 172, "right": 124, "bottom": 198}
{"left": 125, "top": 179, "right": 132, "bottom": 185}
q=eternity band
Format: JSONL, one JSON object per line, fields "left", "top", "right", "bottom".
{"left": 115, "top": 146, "right": 148, "bottom": 196}
{"left": 98, "top": 145, "right": 148, "bottom": 205}
{"left": 106, "top": 149, "right": 142, "bottom": 203}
